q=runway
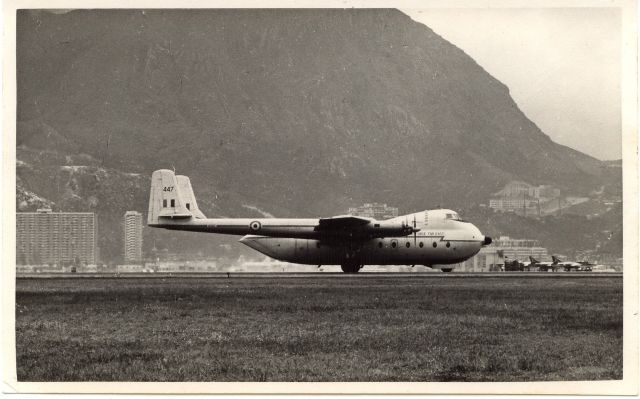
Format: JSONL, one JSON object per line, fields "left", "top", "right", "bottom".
{"left": 16, "top": 271, "right": 623, "bottom": 279}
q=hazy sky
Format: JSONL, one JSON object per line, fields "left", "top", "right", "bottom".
{"left": 405, "top": 8, "right": 621, "bottom": 161}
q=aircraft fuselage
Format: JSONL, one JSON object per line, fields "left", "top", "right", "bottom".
{"left": 239, "top": 232, "right": 483, "bottom": 267}
{"left": 152, "top": 210, "right": 486, "bottom": 268}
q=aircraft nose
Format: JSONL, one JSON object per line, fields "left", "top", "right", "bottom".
{"left": 482, "top": 236, "right": 492, "bottom": 246}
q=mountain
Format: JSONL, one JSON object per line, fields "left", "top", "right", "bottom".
{"left": 15, "top": 9, "right": 620, "bottom": 262}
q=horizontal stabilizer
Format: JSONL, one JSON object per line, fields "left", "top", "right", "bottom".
{"left": 158, "top": 210, "right": 193, "bottom": 219}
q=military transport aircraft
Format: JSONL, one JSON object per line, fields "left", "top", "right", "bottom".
{"left": 147, "top": 169, "right": 492, "bottom": 273}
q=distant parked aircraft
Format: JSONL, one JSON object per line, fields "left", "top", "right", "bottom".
{"left": 147, "top": 169, "right": 492, "bottom": 273}
{"left": 528, "top": 256, "right": 558, "bottom": 272}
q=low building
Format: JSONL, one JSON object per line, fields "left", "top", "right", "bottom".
{"left": 497, "top": 181, "right": 533, "bottom": 197}
{"left": 489, "top": 181, "right": 561, "bottom": 216}
{"left": 153, "top": 261, "right": 218, "bottom": 273}
{"left": 494, "top": 181, "right": 561, "bottom": 200}
{"left": 117, "top": 264, "right": 144, "bottom": 273}
{"left": 489, "top": 198, "right": 540, "bottom": 216}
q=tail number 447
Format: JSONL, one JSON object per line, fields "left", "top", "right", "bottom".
{"left": 163, "top": 186, "right": 174, "bottom": 192}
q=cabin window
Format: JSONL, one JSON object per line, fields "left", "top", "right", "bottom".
{"left": 419, "top": 242, "right": 424, "bottom": 248}
{"left": 186, "top": 203, "right": 190, "bottom": 210}
{"left": 378, "top": 242, "right": 383, "bottom": 248}
{"left": 162, "top": 199, "right": 167, "bottom": 208}
{"left": 433, "top": 242, "right": 437, "bottom": 248}
{"left": 170, "top": 199, "right": 175, "bottom": 207}
{"left": 406, "top": 242, "right": 410, "bottom": 248}
{"left": 391, "top": 241, "right": 397, "bottom": 248}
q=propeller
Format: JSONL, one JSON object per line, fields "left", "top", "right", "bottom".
{"left": 401, "top": 216, "right": 420, "bottom": 238}
{"left": 402, "top": 215, "right": 420, "bottom": 244}
{"left": 413, "top": 214, "right": 417, "bottom": 246}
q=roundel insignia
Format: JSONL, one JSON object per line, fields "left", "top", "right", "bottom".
{"left": 249, "top": 221, "right": 262, "bottom": 231}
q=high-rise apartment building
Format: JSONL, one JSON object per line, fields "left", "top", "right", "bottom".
{"left": 123, "top": 211, "right": 143, "bottom": 264}
{"left": 16, "top": 208, "right": 97, "bottom": 265}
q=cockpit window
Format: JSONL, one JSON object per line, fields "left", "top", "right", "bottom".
{"left": 446, "top": 212, "right": 469, "bottom": 223}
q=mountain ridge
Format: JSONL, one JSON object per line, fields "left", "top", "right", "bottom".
{"left": 16, "top": 9, "right": 619, "bottom": 261}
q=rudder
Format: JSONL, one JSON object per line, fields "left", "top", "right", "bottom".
{"left": 148, "top": 169, "right": 193, "bottom": 225}
{"left": 176, "top": 175, "right": 206, "bottom": 219}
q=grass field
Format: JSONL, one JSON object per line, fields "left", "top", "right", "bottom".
{"left": 15, "top": 276, "right": 622, "bottom": 381}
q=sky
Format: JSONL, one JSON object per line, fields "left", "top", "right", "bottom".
{"left": 405, "top": 8, "right": 622, "bottom": 161}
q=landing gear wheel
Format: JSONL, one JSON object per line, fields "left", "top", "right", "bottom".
{"left": 341, "top": 263, "right": 361, "bottom": 273}
{"left": 441, "top": 268, "right": 453, "bottom": 273}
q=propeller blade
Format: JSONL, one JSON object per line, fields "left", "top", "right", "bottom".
{"left": 413, "top": 214, "right": 417, "bottom": 245}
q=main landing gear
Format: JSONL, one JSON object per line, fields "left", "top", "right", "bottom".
{"left": 341, "top": 263, "right": 362, "bottom": 273}
{"left": 441, "top": 268, "right": 453, "bottom": 273}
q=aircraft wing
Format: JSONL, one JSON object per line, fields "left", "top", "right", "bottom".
{"left": 315, "top": 215, "right": 372, "bottom": 231}
{"left": 315, "top": 215, "right": 415, "bottom": 238}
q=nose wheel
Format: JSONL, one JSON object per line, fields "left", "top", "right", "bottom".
{"left": 341, "top": 263, "right": 361, "bottom": 273}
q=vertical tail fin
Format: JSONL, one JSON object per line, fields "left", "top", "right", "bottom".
{"left": 551, "top": 255, "right": 561, "bottom": 264}
{"left": 176, "top": 175, "right": 206, "bottom": 219}
{"left": 147, "top": 169, "right": 193, "bottom": 225}
{"left": 529, "top": 256, "right": 539, "bottom": 264}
